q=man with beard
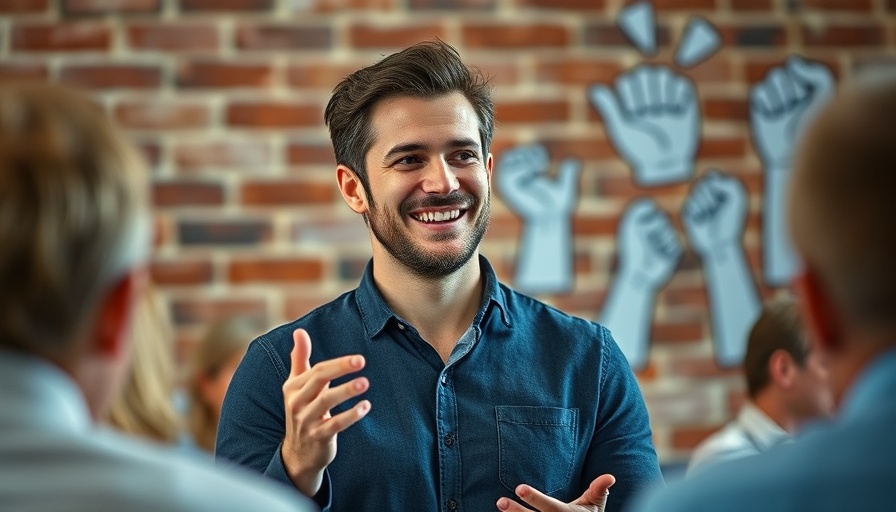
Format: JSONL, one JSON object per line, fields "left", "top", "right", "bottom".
{"left": 216, "top": 40, "right": 662, "bottom": 512}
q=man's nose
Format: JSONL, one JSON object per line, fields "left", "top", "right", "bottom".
{"left": 421, "top": 158, "right": 460, "bottom": 194}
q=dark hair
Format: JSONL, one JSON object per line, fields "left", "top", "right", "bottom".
{"left": 324, "top": 40, "right": 494, "bottom": 197}
{"left": 743, "top": 298, "right": 810, "bottom": 397}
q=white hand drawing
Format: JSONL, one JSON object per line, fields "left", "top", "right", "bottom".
{"left": 750, "top": 56, "right": 835, "bottom": 286}
{"left": 682, "top": 170, "right": 760, "bottom": 367}
{"left": 675, "top": 17, "right": 722, "bottom": 68}
{"left": 590, "top": 65, "right": 700, "bottom": 187}
{"left": 601, "top": 198, "right": 682, "bottom": 369}
{"left": 497, "top": 144, "right": 580, "bottom": 294}
{"left": 618, "top": 1, "right": 657, "bottom": 56}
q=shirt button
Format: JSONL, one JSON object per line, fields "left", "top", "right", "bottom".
{"left": 444, "top": 434, "right": 454, "bottom": 447}
{"left": 447, "top": 499, "right": 457, "bottom": 510}
{"left": 397, "top": 323, "right": 405, "bottom": 330}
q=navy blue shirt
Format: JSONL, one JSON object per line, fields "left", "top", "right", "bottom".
{"left": 217, "top": 256, "right": 662, "bottom": 511}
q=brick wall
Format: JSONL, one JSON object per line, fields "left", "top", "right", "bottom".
{"left": 2, "top": 0, "right": 892, "bottom": 464}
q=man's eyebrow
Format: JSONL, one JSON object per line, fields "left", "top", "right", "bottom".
{"left": 382, "top": 138, "right": 482, "bottom": 162}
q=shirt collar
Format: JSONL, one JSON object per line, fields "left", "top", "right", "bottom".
{"left": 737, "top": 401, "right": 790, "bottom": 451}
{"left": 0, "top": 347, "right": 91, "bottom": 433}
{"left": 839, "top": 347, "right": 896, "bottom": 422}
{"left": 354, "top": 254, "right": 512, "bottom": 340}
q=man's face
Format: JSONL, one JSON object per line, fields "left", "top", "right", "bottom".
{"left": 359, "top": 92, "right": 492, "bottom": 278}
{"left": 790, "top": 346, "right": 835, "bottom": 422}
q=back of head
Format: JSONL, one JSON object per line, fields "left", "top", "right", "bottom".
{"left": 790, "top": 78, "right": 896, "bottom": 334}
{"left": 324, "top": 39, "right": 494, "bottom": 194}
{"left": 743, "top": 298, "right": 808, "bottom": 398}
{"left": 0, "top": 83, "right": 150, "bottom": 364}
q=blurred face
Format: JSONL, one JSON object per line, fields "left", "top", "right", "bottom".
{"left": 790, "top": 347, "right": 835, "bottom": 423}
{"left": 360, "top": 92, "right": 492, "bottom": 278}
{"left": 199, "top": 352, "right": 243, "bottom": 420}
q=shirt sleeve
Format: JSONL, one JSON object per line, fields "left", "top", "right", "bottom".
{"left": 586, "top": 324, "right": 665, "bottom": 511}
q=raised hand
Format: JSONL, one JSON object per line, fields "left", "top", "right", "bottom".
{"left": 750, "top": 56, "right": 835, "bottom": 170}
{"left": 497, "top": 474, "right": 616, "bottom": 512}
{"left": 496, "top": 143, "right": 580, "bottom": 221}
{"left": 617, "top": 197, "right": 682, "bottom": 290}
{"left": 280, "top": 328, "right": 370, "bottom": 496}
{"left": 682, "top": 170, "right": 747, "bottom": 259}
{"left": 589, "top": 65, "right": 700, "bottom": 187}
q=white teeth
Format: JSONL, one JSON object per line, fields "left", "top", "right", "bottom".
{"left": 414, "top": 209, "right": 461, "bottom": 223}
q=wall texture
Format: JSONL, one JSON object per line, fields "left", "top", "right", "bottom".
{"left": 1, "top": 0, "right": 893, "bottom": 463}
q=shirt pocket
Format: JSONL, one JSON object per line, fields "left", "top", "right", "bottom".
{"left": 495, "top": 405, "right": 578, "bottom": 495}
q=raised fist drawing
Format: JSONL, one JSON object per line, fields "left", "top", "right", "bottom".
{"left": 590, "top": 65, "right": 700, "bottom": 187}
{"left": 682, "top": 170, "right": 748, "bottom": 259}
{"left": 617, "top": 197, "right": 682, "bottom": 290}
{"left": 496, "top": 144, "right": 580, "bottom": 220}
{"left": 750, "top": 56, "right": 835, "bottom": 169}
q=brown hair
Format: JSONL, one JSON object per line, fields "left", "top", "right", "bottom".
{"left": 743, "top": 298, "right": 809, "bottom": 397}
{"left": 0, "top": 83, "right": 150, "bottom": 361}
{"left": 789, "top": 79, "right": 896, "bottom": 329}
{"left": 324, "top": 39, "right": 494, "bottom": 198}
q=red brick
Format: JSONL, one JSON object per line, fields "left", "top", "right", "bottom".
{"left": 134, "top": 140, "right": 162, "bottom": 171}
{"left": 177, "top": 62, "right": 273, "bottom": 88}
{"left": 802, "top": 24, "right": 885, "bottom": 47}
{"left": 285, "top": 293, "right": 339, "bottom": 320}
{"left": 409, "top": 0, "right": 495, "bottom": 9}
{"left": 466, "top": 59, "right": 519, "bottom": 86}
{"left": 663, "top": 285, "right": 709, "bottom": 307}
{"left": 697, "top": 137, "right": 747, "bottom": 158}
{"left": 516, "top": 0, "right": 605, "bottom": 9}
{"left": 542, "top": 136, "right": 617, "bottom": 161}
{"left": 287, "top": 61, "right": 362, "bottom": 90}
{"left": 651, "top": 321, "right": 704, "bottom": 343}
{"left": 229, "top": 258, "right": 324, "bottom": 283}
{"left": 572, "top": 215, "right": 617, "bottom": 236}
{"left": 598, "top": 175, "right": 691, "bottom": 200}
{"left": 669, "top": 356, "right": 743, "bottom": 378}
{"left": 180, "top": 0, "right": 273, "bottom": 11}
{"left": 0, "top": 0, "right": 49, "bottom": 13}
{"left": 62, "top": 0, "right": 160, "bottom": 15}
{"left": 226, "top": 102, "right": 322, "bottom": 128}
{"left": 585, "top": 22, "right": 672, "bottom": 49}
{"left": 150, "top": 259, "right": 215, "bottom": 286}
{"left": 294, "top": 0, "right": 391, "bottom": 12}
{"left": 671, "top": 425, "right": 722, "bottom": 450}
{"left": 464, "top": 24, "right": 569, "bottom": 49}
{"left": 548, "top": 290, "right": 605, "bottom": 314}
{"left": 127, "top": 23, "right": 219, "bottom": 51}
{"left": 153, "top": 181, "right": 224, "bottom": 207}
{"left": 702, "top": 97, "right": 748, "bottom": 121}
{"left": 653, "top": 0, "right": 715, "bottom": 9}
{"left": 12, "top": 23, "right": 110, "bottom": 51}
{"left": 59, "top": 65, "right": 161, "bottom": 89}
{"left": 796, "top": 0, "right": 872, "bottom": 10}
{"left": 178, "top": 219, "right": 272, "bottom": 246}
{"left": 350, "top": 24, "right": 448, "bottom": 49}
{"left": 115, "top": 101, "right": 210, "bottom": 130}
{"left": 484, "top": 213, "right": 522, "bottom": 240}
{"left": 170, "top": 297, "right": 268, "bottom": 326}
{"left": 287, "top": 142, "right": 336, "bottom": 167}
{"left": 174, "top": 139, "right": 274, "bottom": 171}
{"left": 731, "top": 0, "right": 770, "bottom": 9}
{"left": 0, "top": 63, "right": 48, "bottom": 82}
{"left": 745, "top": 57, "right": 840, "bottom": 83}
{"left": 240, "top": 180, "right": 336, "bottom": 206}
{"left": 716, "top": 24, "right": 787, "bottom": 48}
{"left": 236, "top": 24, "right": 332, "bottom": 51}
{"left": 535, "top": 58, "right": 622, "bottom": 86}
{"left": 495, "top": 99, "right": 570, "bottom": 124}
{"left": 686, "top": 56, "right": 734, "bottom": 84}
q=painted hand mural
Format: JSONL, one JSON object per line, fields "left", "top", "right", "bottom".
{"left": 750, "top": 57, "right": 835, "bottom": 286}
{"left": 589, "top": 65, "right": 700, "bottom": 187}
{"left": 682, "top": 170, "right": 760, "bottom": 367}
{"left": 497, "top": 143, "right": 580, "bottom": 294}
{"left": 601, "top": 198, "right": 682, "bottom": 369}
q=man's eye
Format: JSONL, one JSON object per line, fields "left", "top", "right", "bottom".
{"left": 455, "top": 151, "right": 478, "bottom": 162}
{"left": 395, "top": 156, "right": 421, "bottom": 166}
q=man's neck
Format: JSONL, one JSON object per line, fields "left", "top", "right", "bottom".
{"left": 752, "top": 392, "right": 797, "bottom": 434}
{"left": 371, "top": 250, "right": 483, "bottom": 363}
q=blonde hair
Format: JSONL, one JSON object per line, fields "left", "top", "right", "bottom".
{"left": 106, "top": 283, "right": 183, "bottom": 444}
{"left": 188, "top": 317, "right": 258, "bottom": 452}
{"left": 0, "top": 83, "right": 150, "bottom": 361}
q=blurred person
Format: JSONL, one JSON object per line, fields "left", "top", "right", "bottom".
{"left": 633, "top": 76, "right": 896, "bottom": 511}
{"left": 217, "top": 40, "right": 662, "bottom": 512}
{"left": 0, "top": 82, "right": 314, "bottom": 511}
{"left": 686, "top": 297, "right": 833, "bottom": 475}
{"left": 188, "top": 317, "right": 257, "bottom": 453}
{"left": 105, "top": 282, "right": 183, "bottom": 445}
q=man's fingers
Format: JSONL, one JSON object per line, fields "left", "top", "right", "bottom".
{"left": 284, "top": 354, "right": 366, "bottom": 408}
{"left": 289, "top": 328, "right": 313, "bottom": 378}
{"left": 578, "top": 474, "right": 616, "bottom": 511}
{"left": 307, "top": 400, "right": 371, "bottom": 439}
{"left": 300, "top": 376, "right": 370, "bottom": 421}
{"left": 514, "top": 484, "right": 563, "bottom": 511}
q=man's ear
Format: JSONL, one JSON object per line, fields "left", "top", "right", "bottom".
{"left": 93, "top": 269, "right": 143, "bottom": 357}
{"left": 768, "top": 349, "right": 796, "bottom": 389}
{"left": 794, "top": 265, "right": 843, "bottom": 353}
{"left": 485, "top": 152, "right": 494, "bottom": 183}
{"left": 337, "top": 165, "right": 369, "bottom": 215}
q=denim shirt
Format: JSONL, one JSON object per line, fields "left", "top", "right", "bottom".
{"left": 217, "top": 256, "right": 662, "bottom": 511}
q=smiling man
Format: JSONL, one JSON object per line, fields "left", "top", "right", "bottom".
{"left": 216, "top": 40, "right": 662, "bottom": 512}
